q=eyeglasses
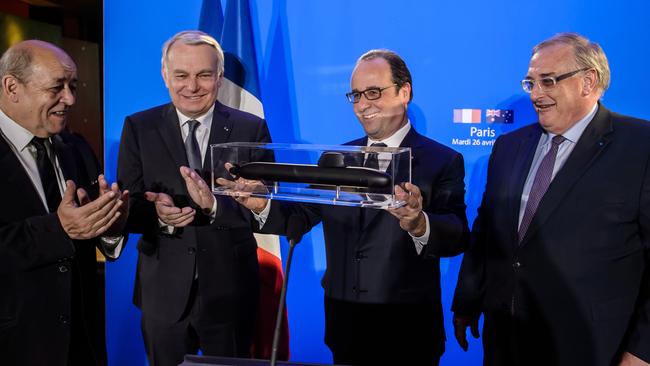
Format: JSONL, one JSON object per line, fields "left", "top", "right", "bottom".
{"left": 521, "top": 68, "right": 589, "bottom": 93}
{"left": 345, "top": 84, "right": 397, "bottom": 103}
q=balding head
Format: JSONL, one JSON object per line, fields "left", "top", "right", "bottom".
{"left": 0, "top": 40, "right": 76, "bottom": 84}
{"left": 0, "top": 40, "right": 77, "bottom": 137}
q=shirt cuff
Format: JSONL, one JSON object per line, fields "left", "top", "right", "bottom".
{"left": 208, "top": 198, "right": 218, "bottom": 224}
{"left": 410, "top": 213, "right": 430, "bottom": 255}
{"left": 158, "top": 218, "right": 176, "bottom": 235}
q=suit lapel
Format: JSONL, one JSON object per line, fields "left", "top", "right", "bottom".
{"left": 157, "top": 104, "right": 188, "bottom": 169}
{"left": 0, "top": 137, "right": 47, "bottom": 213}
{"left": 520, "top": 105, "right": 613, "bottom": 246}
{"left": 205, "top": 102, "right": 235, "bottom": 173}
{"left": 52, "top": 134, "right": 79, "bottom": 184}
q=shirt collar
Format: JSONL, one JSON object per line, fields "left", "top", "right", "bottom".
{"left": 0, "top": 106, "right": 38, "bottom": 152}
{"left": 544, "top": 103, "right": 598, "bottom": 144}
{"left": 367, "top": 120, "right": 411, "bottom": 147}
{"left": 176, "top": 104, "right": 215, "bottom": 130}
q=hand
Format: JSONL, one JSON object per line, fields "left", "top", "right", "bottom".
{"left": 387, "top": 182, "right": 426, "bottom": 236}
{"left": 215, "top": 162, "right": 269, "bottom": 214}
{"left": 619, "top": 352, "right": 650, "bottom": 366}
{"left": 77, "top": 175, "right": 129, "bottom": 236}
{"left": 144, "top": 191, "right": 195, "bottom": 227}
{"left": 180, "top": 166, "right": 215, "bottom": 213}
{"left": 58, "top": 180, "right": 124, "bottom": 240}
{"left": 453, "top": 313, "right": 480, "bottom": 351}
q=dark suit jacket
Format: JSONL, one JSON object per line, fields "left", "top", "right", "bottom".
{"left": 117, "top": 102, "right": 271, "bottom": 326}
{"left": 0, "top": 131, "right": 107, "bottom": 366}
{"left": 453, "top": 104, "right": 650, "bottom": 365}
{"left": 266, "top": 127, "right": 469, "bottom": 349}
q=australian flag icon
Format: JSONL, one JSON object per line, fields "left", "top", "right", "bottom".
{"left": 486, "top": 109, "right": 514, "bottom": 123}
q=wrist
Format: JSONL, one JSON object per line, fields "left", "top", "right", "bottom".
{"left": 409, "top": 212, "right": 426, "bottom": 237}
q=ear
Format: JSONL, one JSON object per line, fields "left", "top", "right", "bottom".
{"left": 161, "top": 66, "right": 170, "bottom": 88}
{"left": 217, "top": 72, "right": 223, "bottom": 88}
{"left": 1, "top": 75, "right": 21, "bottom": 102}
{"left": 582, "top": 69, "right": 597, "bottom": 95}
{"left": 399, "top": 82, "right": 411, "bottom": 104}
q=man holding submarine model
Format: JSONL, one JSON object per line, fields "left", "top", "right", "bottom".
{"left": 218, "top": 49, "right": 470, "bottom": 365}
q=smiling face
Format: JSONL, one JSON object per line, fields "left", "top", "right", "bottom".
{"left": 2, "top": 45, "right": 77, "bottom": 137}
{"left": 527, "top": 43, "right": 600, "bottom": 134}
{"left": 350, "top": 58, "right": 410, "bottom": 140}
{"left": 162, "top": 42, "right": 222, "bottom": 118}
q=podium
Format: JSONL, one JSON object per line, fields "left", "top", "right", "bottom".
{"left": 179, "top": 355, "right": 339, "bottom": 366}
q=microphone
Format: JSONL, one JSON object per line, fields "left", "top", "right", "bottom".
{"left": 270, "top": 214, "right": 308, "bottom": 366}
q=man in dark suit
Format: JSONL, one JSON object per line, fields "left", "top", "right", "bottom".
{"left": 452, "top": 33, "right": 650, "bottom": 366}
{"left": 0, "top": 40, "right": 128, "bottom": 365}
{"left": 223, "top": 49, "right": 469, "bottom": 365}
{"left": 117, "top": 30, "right": 272, "bottom": 366}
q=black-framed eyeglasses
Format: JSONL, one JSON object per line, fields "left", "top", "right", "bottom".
{"left": 345, "top": 84, "right": 398, "bottom": 103}
{"left": 521, "top": 68, "right": 589, "bottom": 93}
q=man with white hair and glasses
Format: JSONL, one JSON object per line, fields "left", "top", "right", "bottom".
{"left": 453, "top": 32, "right": 650, "bottom": 366}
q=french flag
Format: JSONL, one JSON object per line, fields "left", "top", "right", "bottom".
{"left": 453, "top": 108, "right": 482, "bottom": 123}
{"left": 200, "top": 0, "right": 290, "bottom": 360}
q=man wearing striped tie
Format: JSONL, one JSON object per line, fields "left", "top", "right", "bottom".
{"left": 453, "top": 33, "right": 650, "bottom": 366}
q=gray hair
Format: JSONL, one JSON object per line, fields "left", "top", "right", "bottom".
{"left": 0, "top": 41, "right": 42, "bottom": 83}
{"left": 161, "top": 30, "right": 224, "bottom": 76}
{"left": 357, "top": 49, "right": 413, "bottom": 103}
{"left": 533, "top": 32, "right": 610, "bottom": 92}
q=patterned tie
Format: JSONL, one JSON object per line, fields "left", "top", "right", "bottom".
{"left": 184, "top": 120, "right": 202, "bottom": 171}
{"left": 518, "top": 135, "right": 566, "bottom": 242}
{"left": 31, "top": 137, "right": 61, "bottom": 213}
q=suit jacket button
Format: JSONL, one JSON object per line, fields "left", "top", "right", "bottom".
{"left": 512, "top": 261, "right": 522, "bottom": 269}
{"left": 58, "top": 314, "right": 69, "bottom": 324}
{"left": 58, "top": 265, "right": 69, "bottom": 273}
{"left": 187, "top": 247, "right": 196, "bottom": 255}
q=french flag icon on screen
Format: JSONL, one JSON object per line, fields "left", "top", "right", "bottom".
{"left": 453, "top": 109, "right": 482, "bottom": 123}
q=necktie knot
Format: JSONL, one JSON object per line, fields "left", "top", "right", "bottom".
{"left": 31, "top": 136, "right": 48, "bottom": 152}
{"left": 364, "top": 143, "right": 387, "bottom": 170}
{"left": 551, "top": 134, "right": 566, "bottom": 146}
{"left": 31, "top": 137, "right": 55, "bottom": 163}
{"left": 186, "top": 119, "right": 199, "bottom": 131}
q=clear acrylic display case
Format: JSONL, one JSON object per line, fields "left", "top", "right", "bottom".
{"left": 210, "top": 142, "right": 411, "bottom": 209}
